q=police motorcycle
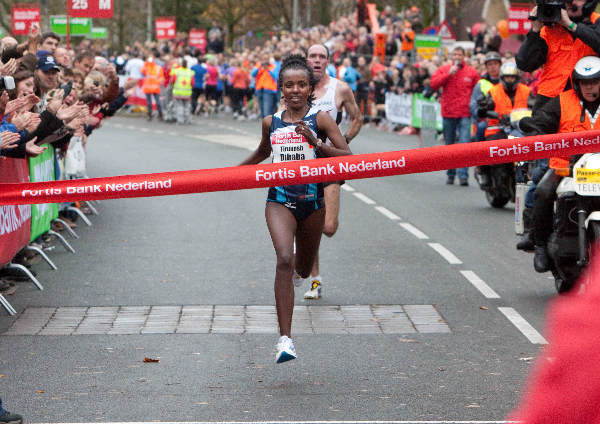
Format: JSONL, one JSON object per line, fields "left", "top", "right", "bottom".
{"left": 519, "top": 56, "right": 600, "bottom": 293}
{"left": 476, "top": 63, "right": 533, "bottom": 208}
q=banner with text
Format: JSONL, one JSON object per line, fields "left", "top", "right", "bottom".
{"left": 11, "top": 4, "right": 40, "bottom": 36}
{"left": 385, "top": 93, "right": 412, "bottom": 126}
{"left": 2, "top": 130, "right": 600, "bottom": 206}
{"left": 189, "top": 28, "right": 207, "bottom": 53}
{"left": 0, "top": 157, "right": 31, "bottom": 265}
{"left": 28, "top": 145, "right": 57, "bottom": 241}
{"left": 155, "top": 17, "right": 176, "bottom": 40}
{"left": 68, "top": 0, "right": 113, "bottom": 18}
{"left": 411, "top": 93, "right": 443, "bottom": 131}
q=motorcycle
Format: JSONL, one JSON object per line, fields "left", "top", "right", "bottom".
{"left": 545, "top": 153, "right": 600, "bottom": 293}
{"left": 475, "top": 109, "right": 532, "bottom": 208}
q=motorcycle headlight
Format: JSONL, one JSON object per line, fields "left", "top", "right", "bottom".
{"left": 584, "top": 154, "right": 600, "bottom": 169}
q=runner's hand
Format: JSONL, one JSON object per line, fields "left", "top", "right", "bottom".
{"left": 295, "top": 120, "right": 317, "bottom": 146}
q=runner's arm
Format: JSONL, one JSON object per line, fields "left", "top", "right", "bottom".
{"left": 239, "top": 116, "right": 273, "bottom": 165}
{"left": 338, "top": 82, "right": 362, "bottom": 142}
{"left": 313, "top": 111, "right": 352, "bottom": 157}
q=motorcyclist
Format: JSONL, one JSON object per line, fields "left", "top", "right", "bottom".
{"left": 470, "top": 51, "right": 503, "bottom": 142}
{"left": 516, "top": 0, "right": 600, "bottom": 112}
{"left": 476, "top": 62, "right": 534, "bottom": 187}
{"left": 520, "top": 55, "right": 600, "bottom": 272}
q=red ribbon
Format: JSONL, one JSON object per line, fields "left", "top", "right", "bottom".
{"left": 2, "top": 129, "right": 600, "bottom": 205}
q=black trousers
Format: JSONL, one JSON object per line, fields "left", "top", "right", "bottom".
{"left": 532, "top": 169, "right": 562, "bottom": 245}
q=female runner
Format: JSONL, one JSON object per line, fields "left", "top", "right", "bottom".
{"left": 240, "top": 55, "right": 351, "bottom": 363}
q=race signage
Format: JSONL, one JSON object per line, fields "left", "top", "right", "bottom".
{"left": 28, "top": 145, "right": 57, "bottom": 241}
{"left": 155, "top": 17, "right": 176, "bottom": 40}
{"left": 436, "top": 19, "right": 456, "bottom": 41}
{"left": 4, "top": 130, "right": 600, "bottom": 206}
{"left": 11, "top": 4, "right": 40, "bottom": 36}
{"left": 374, "top": 33, "right": 386, "bottom": 63}
{"left": 415, "top": 35, "right": 441, "bottom": 60}
{"left": 508, "top": 4, "right": 532, "bottom": 34}
{"left": 90, "top": 27, "right": 108, "bottom": 39}
{"left": 68, "top": 0, "right": 113, "bottom": 19}
{"left": 385, "top": 93, "right": 412, "bottom": 126}
{"left": 50, "top": 16, "right": 91, "bottom": 36}
{"left": 189, "top": 29, "right": 207, "bottom": 53}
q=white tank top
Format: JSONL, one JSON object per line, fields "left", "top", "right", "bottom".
{"left": 310, "top": 77, "right": 342, "bottom": 126}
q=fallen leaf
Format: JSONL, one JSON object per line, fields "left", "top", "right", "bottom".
{"left": 143, "top": 357, "right": 159, "bottom": 363}
{"left": 480, "top": 306, "right": 489, "bottom": 310}
{"left": 38, "top": 390, "right": 45, "bottom": 394}
{"left": 0, "top": 374, "right": 4, "bottom": 378}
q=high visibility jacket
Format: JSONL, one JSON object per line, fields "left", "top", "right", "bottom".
{"left": 172, "top": 67, "right": 194, "bottom": 98}
{"left": 538, "top": 12, "right": 600, "bottom": 98}
{"left": 550, "top": 89, "right": 600, "bottom": 169}
{"left": 255, "top": 64, "right": 277, "bottom": 91}
{"left": 485, "top": 83, "right": 531, "bottom": 137}
{"left": 479, "top": 79, "right": 494, "bottom": 96}
{"left": 401, "top": 29, "right": 415, "bottom": 51}
{"left": 141, "top": 61, "right": 164, "bottom": 94}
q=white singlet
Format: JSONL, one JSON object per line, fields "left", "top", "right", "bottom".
{"left": 310, "top": 77, "right": 342, "bottom": 126}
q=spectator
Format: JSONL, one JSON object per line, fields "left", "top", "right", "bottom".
{"left": 230, "top": 59, "right": 250, "bottom": 119}
{"left": 141, "top": 52, "right": 164, "bottom": 121}
{"left": 124, "top": 51, "right": 144, "bottom": 80}
{"left": 430, "top": 46, "right": 480, "bottom": 186}
{"left": 208, "top": 21, "right": 225, "bottom": 54}
{"left": 73, "top": 51, "right": 95, "bottom": 77}
{"left": 171, "top": 59, "right": 194, "bottom": 125}
{"left": 356, "top": 55, "right": 371, "bottom": 118}
{"left": 191, "top": 56, "right": 208, "bottom": 115}
{"left": 39, "top": 32, "right": 60, "bottom": 55}
{"left": 54, "top": 47, "right": 72, "bottom": 68}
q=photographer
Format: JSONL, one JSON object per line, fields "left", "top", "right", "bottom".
{"left": 516, "top": 0, "right": 600, "bottom": 112}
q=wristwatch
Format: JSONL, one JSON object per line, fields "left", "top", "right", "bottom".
{"left": 316, "top": 139, "right": 323, "bottom": 149}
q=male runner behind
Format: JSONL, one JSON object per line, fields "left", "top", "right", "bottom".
{"left": 303, "top": 44, "right": 362, "bottom": 299}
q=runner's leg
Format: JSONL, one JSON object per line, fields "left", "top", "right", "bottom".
{"left": 311, "top": 183, "right": 340, "bottom": 278}
{"left": 265, "top": 202, "right": 297, "bottom": 336}
{"left": 295, "top": 208, "right": 325, "bottom": 279}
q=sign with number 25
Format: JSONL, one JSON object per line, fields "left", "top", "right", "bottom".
{"left": 68, "top": 0, "right": 113, "bottom": 19}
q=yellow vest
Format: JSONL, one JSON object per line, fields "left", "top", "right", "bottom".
{"left": 173, "top": 68, "right": 194, "bottom": 98}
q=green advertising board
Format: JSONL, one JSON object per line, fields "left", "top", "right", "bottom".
{"left": 90, "top": 27, "right": 107, "bottom": 39}
{"left": 28, "top": 144, "right": 58, "bottom": 241}
{"left": 411, "top": 93, "right": 443, "bottom": 132}
{"left": 414, "top": 35, "right": 442, "bottom": 49}
{"left": 50, "top": 16, "right": 91, "bottom": 36}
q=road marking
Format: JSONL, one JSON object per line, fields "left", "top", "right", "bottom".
{"left": 498, "top": 307, "right": 548, "bottom": 344}
{"left": 341, "top": 184, "right": 355, "bottom": 192}
{"left": 33, "top": 421, "right": 518, "bottom": 424}
{"left": 428, "top": 243, "right": 462, "bottom": 264}
{"left": 399, "top": 222, "right": 429, "bottom": 240}
{"left": 353, "top": 192, "right": 376, "bottom": 205}
{"left": 460, "top": 271, "right": 501, "bottom": 299}
{"left": 375, "top": 206, "right": 401, "bottom": 220}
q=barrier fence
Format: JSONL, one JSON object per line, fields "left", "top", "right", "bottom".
{"left": 1, "top": 128, "right": 600, "bottom": 314}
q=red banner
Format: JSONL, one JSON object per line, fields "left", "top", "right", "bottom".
{"left": 155, "top": 17, "right": 176, "bottom": 40}
{"left": 68, "top": 0, "right": 113, "bottom": 19}
{"left": 508, "top": 4, "right": 532, "bottom": 35}
{"left": 2, "top": 130, "right": 600, "bottom": 206}
{"left": 0, "top": 157, "right": 31, "bottom": 265}
{"left": 11, "top": 4, "right": 40, "bottom": 36}
{"left": 189, "top": 28, "right": 207, "bottom": 53}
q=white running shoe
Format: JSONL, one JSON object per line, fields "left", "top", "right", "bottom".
{"left": 275, "top": 335, "right": 297, "bottom": 363}
{"left": 304, "top": 278, "right": 322, "bottom": 299}
{"left": 292, "top": 270, "right": 305, "bottom": 287}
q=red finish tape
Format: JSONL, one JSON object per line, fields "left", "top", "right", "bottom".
{"left": 2, "top": 129, "right": 600, "bottom": 205}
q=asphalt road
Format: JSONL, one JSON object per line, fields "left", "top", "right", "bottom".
{"left": 0, "top": 112, "right": 558, "bottom": 423}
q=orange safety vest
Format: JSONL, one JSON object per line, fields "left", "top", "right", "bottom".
{"left": 550, "top": 89, "right": 600, "bottom": 169}
{"left": 538, "top": 12, "right": 600, "bottom": 98}
{"left": 141, "top": 61, "right": 164, "bottom": 94}
{"left": 401, "top": 29, "right": 415, "bottom": 52}
{"left": 484, "top": 83, "right": 531, "bottom": 137}
{"left": 255, "top": 64, "right": 277, "bottom": 91}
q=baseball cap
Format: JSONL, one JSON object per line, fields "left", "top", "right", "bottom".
{"left": 37, "top": 55, "right": 60, "bottom": 72}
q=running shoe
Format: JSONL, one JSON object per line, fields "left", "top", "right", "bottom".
{"left": 0, "top": 410, "right": 23, "bottom": 424}
{"left": 304, "top": 278, "right": 322, "bottom": 299}
{"left": 292, "top": 270, "right": 305, "bottom": 287}
{"left": 275, "top": 335, "right": 297, "bottom": 363}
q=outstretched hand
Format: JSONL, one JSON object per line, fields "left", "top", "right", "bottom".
{"left": 0, "top": 130, "right": 20, "bottom": 150}
{"left": 25, "top": 137, "right": 46, "bottom": 157}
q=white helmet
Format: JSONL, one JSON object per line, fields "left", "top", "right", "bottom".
{"left": 572, "top": 56, "right": 600, "bottom": 82}
{"left": 500, "top": 62, "right": 520, "bottom": 91}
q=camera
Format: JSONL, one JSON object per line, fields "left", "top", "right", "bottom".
{"left": 0, "top": 76, "right": 15, "bottom": 91}
{"left": 536, "top": 0, "right": 565, "bottom": 24}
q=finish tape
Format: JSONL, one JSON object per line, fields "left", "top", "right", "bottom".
{"left": 1, "top": 129, "right": 600, "bottom": 205}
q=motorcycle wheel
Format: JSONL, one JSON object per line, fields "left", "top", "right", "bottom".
{"left": 553, "top": 269, "right": 575, "bottom": 294}
{"left": 485, "top": 191, "right": 510, "bottom": 208}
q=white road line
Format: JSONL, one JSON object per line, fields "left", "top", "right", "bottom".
{"left": 353, "top": 192, "right": 376, "bottom": 205}
{"left": 341, "top": 184, "right": 355, "bottom": 192}
{"left": 428, "top": 243, "right": 463, "bottom": 264}
{"left": 399, "top": 222, "right": 429, "bottom": 240}
{"left": 168, "top": 132, "right": 179, "bottom": 136}
{"left": 33, "top": 421, "right": 518, "bottom": 424}
{"left": 498, "top": 307, "right": 548, "bottom": 344}
{"left": 460, "top": 271, "right": 501, "bottom": 299}
{"left": 375, "top": 206, "right": 401, "bottom": 220}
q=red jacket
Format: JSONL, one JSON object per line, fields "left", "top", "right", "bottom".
{"left": 430, "top": 62, "right": 480, "bottom": 118}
